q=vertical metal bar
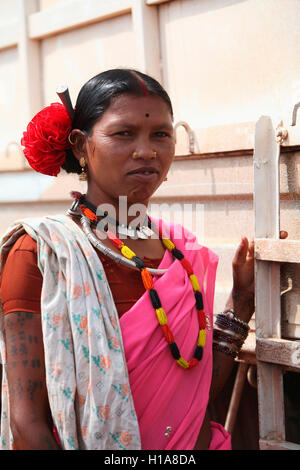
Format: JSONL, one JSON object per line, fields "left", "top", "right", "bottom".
{"left": 253, "top": 116, "right": 285, "bottom": 445}
{"left": 253, "top": 115, "right": 280, "bottom": 240}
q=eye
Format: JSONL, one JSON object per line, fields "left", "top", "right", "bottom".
{"left": 154, "top": 131, "right": 170, "bottom": 138}
{"left": 114, "top": 130, "right": 132, "bottom": 137}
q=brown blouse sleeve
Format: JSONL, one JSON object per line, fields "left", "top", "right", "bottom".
{"left": 0, "top": 232, "right": 163, "bottom": 318}
{"left": 0, "top": 233, "right": 42, "bottom": 315}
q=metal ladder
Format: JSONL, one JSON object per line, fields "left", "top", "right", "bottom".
{"left": 253, "top": 115, "right": 300, "bottom": 450}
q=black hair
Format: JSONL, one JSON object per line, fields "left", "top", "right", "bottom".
{"left": 62, "top": 68, "right": 173, "bottom": 175}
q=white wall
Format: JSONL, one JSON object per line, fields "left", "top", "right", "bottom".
{"left": 0, "top": 0, "right": 299, "bottom": 336}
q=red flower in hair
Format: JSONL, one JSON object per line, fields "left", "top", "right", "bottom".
{"left": 21, "top": 103, "right": 72, "bottom": 176}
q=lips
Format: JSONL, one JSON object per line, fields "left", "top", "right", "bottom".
{"left": 127, "top": 166, "right": 159, "bottom": 176}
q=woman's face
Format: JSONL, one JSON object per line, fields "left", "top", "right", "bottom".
{"left": 83, "top": 93, "right": 175, "bottom": 207}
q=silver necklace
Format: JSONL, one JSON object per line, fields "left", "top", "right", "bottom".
{"left": 80, "top": 215, "right": 167, "bottom": 276}
{"left": 68, "top": 199, "right": 155, "bottom": 240}
{"left": 118, "top": 223, "right": 154, "bottom": 240}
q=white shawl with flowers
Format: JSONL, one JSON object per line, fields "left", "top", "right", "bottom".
{"left": 0, "top": 215, "right": 141, "bottom": 450}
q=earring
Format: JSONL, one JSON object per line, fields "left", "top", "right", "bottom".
{"left": 79, "top": 156, "right": 88, "bottom": 181}
{"left": 68, "top": 133, "right": 77, "bottom": 145}
{"left": 153, "top": 151, "right": 157, "bottom": 158}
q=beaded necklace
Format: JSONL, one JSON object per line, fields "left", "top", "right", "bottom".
{"left": 77, "top": 194, "right": 207, "bottom": 370}
{"left": 71, "top": 191, "right": 154, "bottom": 239}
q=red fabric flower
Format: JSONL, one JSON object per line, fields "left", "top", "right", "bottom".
{"left": 21, "top": 103, "right": 72, "bottom": 176}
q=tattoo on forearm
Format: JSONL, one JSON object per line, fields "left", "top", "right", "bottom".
{"left": 16, "top": 312, "right": 33, "bottom": 326}
{"left": 20, "top": 342, "right": 28, "bottom": 356}
{"left": 18, "top": 330, "right": 26, "bottom": 341}
{"left": 9, "top": 377, "right": 43, "bottom": 401}
{"left": 27, "top": 380, "right": 43, "bottom": 401}
{"left": 5, "top": 316, "right": 40, "bottom": 364}
{"left": 10, "top": 377, "right": 24, "bottom": 399}
{"left": 5, "top": 312, "right": 34, "bottom": 330}
{"left": 31, "top": 359, "right": 41, "bottom": 368}
{"left": 4, "top": 311, "right": 45, "bottom": 403}
{"left": 28, "top": 335, "right": 38, "bottom": 344}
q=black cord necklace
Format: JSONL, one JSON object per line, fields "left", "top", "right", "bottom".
{"left": 68, "top": 194, "right": 155, "bottom": 240}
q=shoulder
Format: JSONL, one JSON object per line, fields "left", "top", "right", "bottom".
{"left": 10, "top": 214, "right": 76, "bottom": 244}
{"left": 0, "top": 215, "right": 66, "bottom": 258}
{"left": 8, "top": 233, "right": 37, "bottom": 255}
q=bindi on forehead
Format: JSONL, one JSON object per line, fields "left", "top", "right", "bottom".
{"left": 145, "top": 113, "right": 150, "bottom": 118}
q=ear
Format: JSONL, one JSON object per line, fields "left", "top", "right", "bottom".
{"left": 68, "top": 129, "right": 87, "bottom": 162}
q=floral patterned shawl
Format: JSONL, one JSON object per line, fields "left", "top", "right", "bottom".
{"left": 0, "top": 215, "right": 141, "bottom": 450}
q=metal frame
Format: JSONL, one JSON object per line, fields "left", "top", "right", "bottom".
{"left": 253, "top": 116, "right": 300, "bottom": 450}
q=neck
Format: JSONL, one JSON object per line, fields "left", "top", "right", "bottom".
{"left": 84, "top": 189, "right": 149, "bottom": 226}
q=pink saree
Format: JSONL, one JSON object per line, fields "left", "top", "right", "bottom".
{"left": 120, "top": 222, "right": 231, "bottom": 450}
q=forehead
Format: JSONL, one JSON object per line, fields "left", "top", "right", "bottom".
{"left": 98, "top": 93, "right": 172, "bottom": 126}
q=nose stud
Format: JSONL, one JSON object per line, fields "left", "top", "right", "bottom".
{"left": 132, "top": 151, "right": 157, "bottom": 159}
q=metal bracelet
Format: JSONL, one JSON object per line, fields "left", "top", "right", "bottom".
{"left": 213, "top": 324, "right": 245, "bottom": 340}
{"left": 222, "top": 308, "right": 250, "bottom": 330}
{"left": 213, "top": 328, "right": 245, "bottom": 349}
{"left": 212, "top": 340, "right": 238, "bottom": 359}
{"left": 216, "top": 313, "right": 249, "bottom": 337}
{"left": 215, "top": 318, "right": 248, "bottom": 339}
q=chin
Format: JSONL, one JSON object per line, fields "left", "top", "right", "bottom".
{"left": 127, "top": 188, "right": 153, "bottom": 205}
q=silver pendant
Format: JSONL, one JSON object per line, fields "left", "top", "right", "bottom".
{"left": 118, "top": 224, "right": 130, "bottom": 237}
{"left": 127, "top": 226, "right": 137, "bottom": 238}
{"left": 136, "top": 229, "right": 148, "bottom": 239}
{"left": 140, "top": 225, "right": 154, "bottom": 237}
{"left": 118, "top": 224, "right": 152, "bottom": 239}
{"left": 80, "top": 215, "right": 167, "bottom": 275}
{"left": 117, "top": 225, "right": 127, "bottom": 237}
{"left": 118, "top": 224, "right": 138, "bottom": 239}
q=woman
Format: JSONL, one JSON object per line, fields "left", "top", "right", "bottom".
{"left": 0, "top": 69, "right": 255, "bottom": 450}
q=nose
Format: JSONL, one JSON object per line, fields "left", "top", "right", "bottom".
{"left": 132, "top": 149, "right": 157, "bottom": 160}
{"left": 132, "top": 133, "right": 158, "bottom": 159}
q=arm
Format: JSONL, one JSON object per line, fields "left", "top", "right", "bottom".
{"left": 209, "top": 290, "right": 254, "bottom": 403}
{"left": 209, "top": 237, "right": 255, "bottom": 403}
{"left": 4, "top": 311, "right": 60, "bottom": 450}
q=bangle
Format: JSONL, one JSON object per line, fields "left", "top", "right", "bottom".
{"left": 223, "top": 309, "right": 250, "bottom": 330}
{"left": 212, "top": 340, "right": 238, "bottom": 359}
{"left": 213, "top": 328, "right": 245, "bottom": 349}
{"left": 215, "top": 313, "right": 249, "bottom": 338}
{"left": 214, "top": 324, "right": 245, "bottom": 340}
{"left": 213, "top": 309, "right": 250, "bottom": 359}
